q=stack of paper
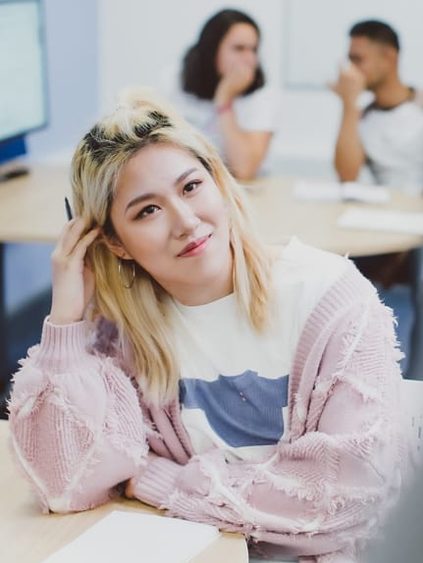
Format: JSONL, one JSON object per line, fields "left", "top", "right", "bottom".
{"left": 42, "top": 510, "right": 220, "bottom": 563}
{"left": 294, "top": 180, "right": 390, "bottom": 204}
{"left": 338, "top": 208, "right": 423, "bottom": 235}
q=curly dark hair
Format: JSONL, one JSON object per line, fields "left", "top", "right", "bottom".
{"left": 181, "top": 9, "right": 265, "bottom": 100}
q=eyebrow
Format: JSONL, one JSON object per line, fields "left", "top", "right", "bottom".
{"left": 125, "top": 167, "right": 199, "bottom": 213}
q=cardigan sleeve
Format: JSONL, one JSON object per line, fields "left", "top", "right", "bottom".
{"left": 8, "top": 318, "right": 148, "bottom": 513}
{"left": 127, "top": 295, "right": 405, "bottom": 558}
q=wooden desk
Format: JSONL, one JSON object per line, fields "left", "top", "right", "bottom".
{"left": 0, "top": 421, "right": 248, "bottom": 562}
{"left": 245, "top": 177, "right": 423, "bottom": 257}
{"left": 0, "top": 164, "right": 70, "bottom": 243}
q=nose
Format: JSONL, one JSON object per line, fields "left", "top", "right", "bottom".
{"left": 171, "top": 199, "right": 201, "bottom": 239}
{"left": 245, "top": 48, "right": 257, "bottom": 67}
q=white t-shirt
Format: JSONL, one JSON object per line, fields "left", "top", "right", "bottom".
{"left": 359, "top": 92, "right": 423, "bottom": 194}
{"left": 159, "top": 68, "right": 281, "bottom": 169}
{"left": 171, "top": 238, "right": 347, "bottom": 462}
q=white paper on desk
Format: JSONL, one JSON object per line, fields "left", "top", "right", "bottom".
{"left": 338, "top": 208, "right": 423, "bottom": 235}
{"left": 294, "top": 180, "right": 390, "bottom": 204}
{"left": 42, "top": 510, "right": 219, "bottom": 563}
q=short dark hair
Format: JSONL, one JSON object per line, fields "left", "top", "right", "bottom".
{"left": 181, "top": 9, "right": 265, "bottom": 100}
{"left": 349, "top": 20, "right": 400, "bottom": 51}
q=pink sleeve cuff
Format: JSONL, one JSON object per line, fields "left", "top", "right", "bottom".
{"left": 34, "top": 316, "right": 90, "bottom": 372}
{"left": 130, "top": 453, "right": 183, "bottom": 508}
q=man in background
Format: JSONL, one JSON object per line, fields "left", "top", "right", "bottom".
{"left": 331, "top": 19, "right": 423, "bottom": 192}
{"left": 331, "top": 20, "right": 423, "bottom": 376}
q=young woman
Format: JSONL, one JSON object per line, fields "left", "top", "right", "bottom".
{"left": 161, "top": 8, "right": 281, "bottom": 180}
{"left": 9, "top": 92, "right": 405, "bottom": 562}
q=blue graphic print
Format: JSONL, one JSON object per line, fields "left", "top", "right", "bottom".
{"left": 179, "top": 370, "right": 289, "bottom": 447}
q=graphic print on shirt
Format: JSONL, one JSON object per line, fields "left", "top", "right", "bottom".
{"left": 179, "top": 370, "right": 289, "bottom": 447}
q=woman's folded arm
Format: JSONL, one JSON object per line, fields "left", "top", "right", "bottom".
{"left": 8, "top": 318, "right": 148, "bottom": 513}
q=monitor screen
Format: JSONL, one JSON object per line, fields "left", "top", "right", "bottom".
{"left": 0, "top": 0, "right": 48, "bottom": 144}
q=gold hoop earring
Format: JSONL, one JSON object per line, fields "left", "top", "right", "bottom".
{"left": 118, "top": 259, "right": 136, "bottom": 289}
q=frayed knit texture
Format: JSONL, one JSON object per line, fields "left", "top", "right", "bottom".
{"left": 8, "top": 262, "right": 407, "bottom": 560}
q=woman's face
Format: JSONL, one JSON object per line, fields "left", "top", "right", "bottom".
{"left": 109, "top": 143, "right": 233, "bottom": 305}
{"left": 215, "top": 22, "right": 259, "bottom": 77}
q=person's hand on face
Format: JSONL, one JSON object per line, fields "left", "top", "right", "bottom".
{"left": 49, "top": 218, "right": 100, "bottom": 325}
{"left": 329, "top": 62, "right": 366, "bottom": 107}
{"left": 215, "top": 61, "right": 256, "bottom": 104}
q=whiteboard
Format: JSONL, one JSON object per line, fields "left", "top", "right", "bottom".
{"left": 284, "top": 0, "right": 423, "bottom": 88}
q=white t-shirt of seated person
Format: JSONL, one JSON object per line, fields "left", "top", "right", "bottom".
{"left": 359, "top": 92, "right": 423, "bottom": 195}
{"left": 159, "top": 68, "right": 281, "bottom": 174}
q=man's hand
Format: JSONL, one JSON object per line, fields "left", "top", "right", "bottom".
{"left": 329, "top": 63, "right": 366, "bottom": 107}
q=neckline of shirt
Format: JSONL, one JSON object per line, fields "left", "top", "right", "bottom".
{"left": 172, "top": 236, "right": 300, "bottom": 318}
{"left": 365, "top": 86, "right": 416, "bottom": 113}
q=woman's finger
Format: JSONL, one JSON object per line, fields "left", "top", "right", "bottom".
{"left": 71, "top": 227, "right": 101, "bottom": 262}
{"left": 56, "top": 218, "right": 96, "bottom": 257}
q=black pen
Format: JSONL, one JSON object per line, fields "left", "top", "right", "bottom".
{"left": 64, "top": 196, "right": 73, "bottom": 220}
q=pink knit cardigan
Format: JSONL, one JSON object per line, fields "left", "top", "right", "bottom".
{"left": 8, "top": 263, "right": 406, "bottom": 562}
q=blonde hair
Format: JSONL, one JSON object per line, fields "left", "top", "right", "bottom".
{"left": 71, "top": 89, "right": 273, "bottom": 405}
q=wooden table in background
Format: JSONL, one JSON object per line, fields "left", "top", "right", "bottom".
{"left": 245, "top": 176, "right": 423, "bottom": 257}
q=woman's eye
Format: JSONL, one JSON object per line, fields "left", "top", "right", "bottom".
{"left": 183, "top": 180, "right": 201, "bottom": 194}
{"left": 137, "top": 204, "right": 159, "bottom": 219}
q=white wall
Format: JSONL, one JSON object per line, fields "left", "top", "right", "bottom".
{"left": 27, "top": 0, "right": 99, "bottom": 160}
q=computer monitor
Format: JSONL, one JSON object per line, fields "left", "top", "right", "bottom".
{"left": 0, "top": 0, "right": 48, "bottom": 173}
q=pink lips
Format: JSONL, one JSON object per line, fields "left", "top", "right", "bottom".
{"left": 177, "top": 235, "right": 211, "bottom": 257}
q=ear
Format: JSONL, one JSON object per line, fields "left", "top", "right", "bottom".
{"left": 102, "top": 233, "right": 133, "bottom": 260}
{"left": 389, "top": 47, "right": 399, "bottom": 65}
{"left": 381, "top": 44, "right": 397, "bottom": 65}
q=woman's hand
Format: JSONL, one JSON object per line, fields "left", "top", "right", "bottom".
{"left": 49, "top": 218, "right": 100, "bottom": 325}
{"left": 214, "top": 62, "right": 255, "bottom": 105}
